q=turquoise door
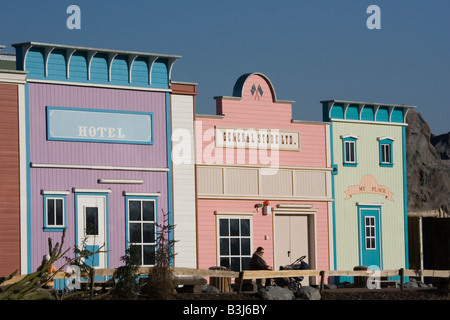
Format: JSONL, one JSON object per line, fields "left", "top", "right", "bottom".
{"left": 359, "top": 207, "right": 382, "bottom": 268}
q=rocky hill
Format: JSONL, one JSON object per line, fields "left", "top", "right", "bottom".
{"left": 431, "top": 132, "right": 450, "bottom": 160}
{"left": 406, "top": 109, "right": 449, "bottom": 217}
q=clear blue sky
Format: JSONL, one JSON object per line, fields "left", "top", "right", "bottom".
{"left": 1, "top": 0, "right": 449, "bottom": 134}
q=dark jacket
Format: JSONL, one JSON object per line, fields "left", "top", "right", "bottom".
{"left": 249, "top": 253, "right": 270, "bottom": 270}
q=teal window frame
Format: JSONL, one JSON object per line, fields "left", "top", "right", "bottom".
{"left": 341, "top": 135, "right": 358, "bottom": 167}
{"left": 378, "top": 138, "right": 394, "bottom": 167}
{"left": 43, "top": 194, "right": 67, "bottom": 232}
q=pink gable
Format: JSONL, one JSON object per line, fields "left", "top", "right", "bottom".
{"left": 196, "top": 73, "right": 328, "bottom": 168}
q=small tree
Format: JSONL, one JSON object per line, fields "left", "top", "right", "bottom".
{"left": 112, "top": 245, "right": 141, "bottom": 299}
{"left": 145, "top": 210, "right": 177, "bottom": 300}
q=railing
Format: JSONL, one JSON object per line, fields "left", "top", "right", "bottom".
{"left": 2, "top": 267, "right": 449, "bottom": 293}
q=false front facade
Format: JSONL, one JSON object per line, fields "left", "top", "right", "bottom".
{"left": 195, "top": 73, "right": 333, "bottom": 284}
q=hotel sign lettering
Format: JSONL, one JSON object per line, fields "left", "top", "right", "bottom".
{"left": 46, "top": 106, "right": 153, "bottom": 144}
{"left": 215, "top": 126, "right": 300, "bottom": 151}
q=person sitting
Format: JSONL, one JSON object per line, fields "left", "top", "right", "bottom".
{"left": 249, "top": 247, "right": 272, "bottom": 288}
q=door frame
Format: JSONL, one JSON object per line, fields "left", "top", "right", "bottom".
{"left": 273, "top": 205, "right": 317, "bottom": 278}
{"left": 357, "top": 204, "right": 383, "bottom": 269}
{"left": 74, "top": 191, "right": 110, "bottom": 270}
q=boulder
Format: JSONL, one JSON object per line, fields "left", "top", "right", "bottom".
{"left": 295, "top": 286, "right": 321, "bottom": 300}
{"left": 258, "top": 286, "right": 295, "bottom": 300}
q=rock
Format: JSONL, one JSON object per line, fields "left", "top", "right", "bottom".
{"left": 201, "top": 285, "right": 220, "bottom": 293}
{"left": 406, "top": 110, "right": 450, "bottom": 216}
{"left": 404, "top": 278, "right": 430, "bottom": 288}
{"left": 324, "top": 283, "right": 338, "bottom": 290}
{"left": 295, "top": 286, "right": 321, "bottom": 300}
{"left": 258, "top": 286, "right": 295, "bottom": 300}
{"left": 431, "top": 132, "right": 450, "bottom": 160}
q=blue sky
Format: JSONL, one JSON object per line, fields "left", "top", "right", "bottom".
{"left": 1, "top": 0, "right": 449, "bottom": 134}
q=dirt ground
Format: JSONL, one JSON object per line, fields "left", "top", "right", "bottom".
{"left": 173, "top": 287, "right": 449, "bottom": 300}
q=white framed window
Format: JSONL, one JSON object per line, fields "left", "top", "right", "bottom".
{"left": 378, "top": 137, "right": 394, "bottom": 167}
{"left": 217, "top": 216, "right": 252, "bottom": 272}
{"left": 364, "top": 216, "right": 377, "bottom": 250}
{"left": 43, "top": 192, "right": 69, "bottom": 232}
{"left": 126, "top": 197, "right": 157, "bottom": 266}
{"left": 341, "top": 135, "right": 358, "bottom": 167}
{"left": 345, "top": 141, "right": 356, "bottom": 163}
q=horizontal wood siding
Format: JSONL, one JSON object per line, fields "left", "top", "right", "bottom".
{"left": 196, "top": 199, "right": 330, "bottom": 271}
{"left": 28, "top": 83, "right": 167, "bottom": 168}
{"left": 29, "top": 168, "right": 168, "bottom": 271}
{"left": 197, "top": 165, "right": 330, "bottom": 199}
{"left": 0, "top": 83, "right": 20, "bottom": 276}
{"left": 331, "top": 121, "right": 406, "bottom": 270}
{"left": 195, "top": 74, "right": 328, "bottom": 168}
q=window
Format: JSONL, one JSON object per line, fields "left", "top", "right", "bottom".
{"left": 85, "top": 207, "right": 99, "bottom": 235}
{"left": 364, "top": 216, "right": 377, "bottom": 250}
{"left": 218, "top": 217, "right": 252, "bottom": 272}
{"left": 341, "top": 135, "right": 358, "bottom": 166}
{"left": 345, "top": 141, "right": 356, "bottom": 163}
{"left": 378, "top": 137, "right": 394, "bottom": 167}
{"left": 381, "top": 144, "right": 391, "bottom": 163}
{"left": 127, "top": 198, "right": 157, "bottom": 266}
{"left": 43, "top": 193, "right": 68, "bottom": 231}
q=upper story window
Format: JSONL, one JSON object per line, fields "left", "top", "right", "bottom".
{"left": 341, "top": 135, "right": 359, "bottom": 167}
{"left": 378, "top": 137, "right": 395, "bottom": 167}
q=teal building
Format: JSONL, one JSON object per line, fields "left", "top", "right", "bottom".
{"left": 323, "top": 100, "right": 415, "bottom": 282}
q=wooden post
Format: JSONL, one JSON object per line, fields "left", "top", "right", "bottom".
{"left": 319, "top": 270, "right": 325, "bottom": 292}
{"left": 237, "top": 271, "right": 245, "bottom": 294}
{"left": 399, "top": 268, "right": 404, "bottom": 290}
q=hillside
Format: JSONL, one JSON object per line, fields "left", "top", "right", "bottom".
{"left": 406, "top": 109, "right": 450, "bottom": 217}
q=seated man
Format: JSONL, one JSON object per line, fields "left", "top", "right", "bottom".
{"left": 249, "top": 247, "right": 272, "bottom": 288}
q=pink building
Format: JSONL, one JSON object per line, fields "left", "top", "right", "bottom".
{"left": 195, "top": 73, "right": 333, "bottom": 284}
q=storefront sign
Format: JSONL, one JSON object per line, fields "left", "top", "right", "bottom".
{"left": 46, "top": 106, "right": 153, "bottom": 144}
{"left": 345, "top": 174, "right": 394, "bottom": 201}
{"left": 215, "top": 126, "right": 300, "bottom": 151}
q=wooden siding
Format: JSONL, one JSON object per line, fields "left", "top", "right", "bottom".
{"left": 195, "top": 74, "right": 332, "bottom": 273}
{"left": 197, "top": 165, "right": 330, "bottom": 200}
{"left": 29, "top": 168, "right": 168, "bottom": 271}
{"left": 26, "top": 82, "right": 170, "bottom": 272}
{"left": 0, "top": 83, "right": 20, "bottom": 276}
{"left": 331, "top": 121, "right": 406, "bottom": 270}
{"left": 28, "top": 83, "right": 167, "bottom": 168}
{"left": 195, "top": 74, "right": 329, "bottom": 168}
{"left": 171, "top": 93, "right": 197, "bottom": 268}
{"left": 22, "top": 46, "right": 172, "bottom": 89}
{"left": 196, "top": 199, "right": 330, "bottom": 272}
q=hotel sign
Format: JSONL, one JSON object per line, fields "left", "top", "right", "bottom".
{"left": 215, "top": 126, "right": 300, "bottom": 151}
{"left": 46, "top": 106, "right": 153, "bottom": 144}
